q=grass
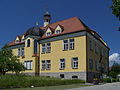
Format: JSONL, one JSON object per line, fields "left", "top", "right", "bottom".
{"left": 5, "top": 84, "right": 89, "bottom": 90}
{"left": 0, "top": 74, "right": 85, "bottom": 89}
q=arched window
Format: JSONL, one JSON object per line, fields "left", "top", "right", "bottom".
{"left": 34, "top": 40, "right": 38, "bottom": 54}
{"left": 27, "top": 39, "right": 30, "bottom": 47}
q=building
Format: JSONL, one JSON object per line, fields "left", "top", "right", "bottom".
{"left": 7, "top": 11, "right": 110, "bottom": 82}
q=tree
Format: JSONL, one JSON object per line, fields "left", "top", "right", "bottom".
{"left": 0, "top": 47, "right": 25, "bottom": 75}
{"left": 111, "top": 0, "right": 120, "bottom": 20}
{"left": 109, "top": 62, "right": 120, "bottom": 78}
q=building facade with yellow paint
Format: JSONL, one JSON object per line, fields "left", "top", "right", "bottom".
{"left": 8, "top": 12, "right": 109, "bottom": 82}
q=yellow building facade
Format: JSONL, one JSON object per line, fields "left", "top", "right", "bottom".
{"left": 7, "top": 12, "right": 109, "bottom": 82}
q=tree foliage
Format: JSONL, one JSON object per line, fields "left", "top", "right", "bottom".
{"left": 111, "top": 0, "right": 120, "bottom": 20}
{"left": 0, "top": 47, "right": 25, "bottom": 75}
{"left": 109, "top": 62, "right": 120, "bottom": 78}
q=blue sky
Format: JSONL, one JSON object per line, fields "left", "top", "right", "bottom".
{"left": 0, "top": 0, "right": 119, "bottom": 55}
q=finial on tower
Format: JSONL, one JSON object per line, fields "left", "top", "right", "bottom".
{"left": 44, "top": 8, "right": 51, "bottom": 27}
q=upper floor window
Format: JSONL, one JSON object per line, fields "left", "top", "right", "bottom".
{"left": 95, "top": 44, "right": 98, "bottom": 54}
{"left": 63, "top": 39, "right": 75, "bottom": 50}
{"left": 46, "top": 43, "right": 51, "bottom": 53}
{"left": 42, "top": 44, "right": 46, "bottom": 53}
{"left": 55, "top": 30, "right": 61, "bottom": 34}
{"left": 27, "top": 39, "right": 30, "bottom": 47}
{"left": 60, "top": 59, "right": 65, "bottom": 69}
{"left": 18, "top": 48, "right": 21, "bottom": 56}
{"left": 46, "top": 32, "right": 51, "bottom": 36}
{"left": 89, "top": 58, "right": 93, "bottom": 70}
{"left": 72, "top": 57, "right": 78, "bottom": 69}
{"left": 21, "top": 48, "right": 24, "bottom": 56}
{"left": 63, "top": 40, "right": 69, "bottom": 50}
{"left": 90, "top": 40, "right": 93, "bottom": 51}
{"left": 24, "top": 61, "right": 32, "bottom": 70}
{"left": 69, "top": 39, "right": 74, "bottom": 50}
{"left": 41, "top": 43, "right": 51, "bottom": 53}
{"left": 34, "top": 40, "right": 38, "bottom": 54}
{"left": 15, "top": 40, "right": 20, "bottom": 43}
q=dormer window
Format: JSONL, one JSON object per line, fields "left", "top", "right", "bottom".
{"left": 55, "top": 25, "right": 63, "bottom": 34}
{"left": 46, "top": 32, "right": 51, "bottom": 36}
{"left": 55, "top": 30, "right": 61, "bottom": 34}
{"left": 15, "top": 37, "right": 20, "bottom": 44}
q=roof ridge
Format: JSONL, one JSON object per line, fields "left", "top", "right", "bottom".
{"left": 46, "top": 17, "right": 79, "bottom": 27}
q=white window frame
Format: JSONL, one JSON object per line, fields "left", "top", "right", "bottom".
{"left": 46, "top": 60, "right": 51, "bottom": 70}
{"left": 24, "top": 61, "right": 32, "bottom": 70}
{"left": 60, "top": 59, "right": 65, "bottom": 69}
{"left": 46, "top": 32, "right": 51, "bottom": 36}
{"left": 63, "top": 40, "right": 68, "bottom": 50}
{"left": 55, "top": 30, "right": 61, "bottom": 34}
{"left": 46, "top": 43, "right": 51, "bottom": 53}
{"left": 18, "top": 48, "right": 21, "bottom": 56}
{"left": 72, "top": 57, "right": 78, "bottom": 69}
{"left": 41, "top": 60, "right": 46, "bottom": 70}
{"left": 69, "top": 39, "right": 74, "bottom": 50}
{"left": 42, "top": 44, "right": 46, "bottom": 53}
{"left": 21, "top": 48, "right": 24, "bottom": 56}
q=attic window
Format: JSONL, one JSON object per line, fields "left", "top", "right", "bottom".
{"left": 15, "top": 40, "right": 19, "bottom": 43}
{"left": 55, "top": 30, "right": 61, "bottom": 34}
{"left": 46, "top": 32, "right": 51, "bottom": 36}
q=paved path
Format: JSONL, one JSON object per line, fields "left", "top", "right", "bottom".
{"left": 67, "top": 82, "right": 120, "bottom": 90}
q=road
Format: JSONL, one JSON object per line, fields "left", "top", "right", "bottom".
{"left": 68, "top": 82, "right": 120, "bottom": 90}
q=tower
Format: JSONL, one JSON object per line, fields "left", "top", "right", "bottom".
{"left": 44, "top": 10, "right": 51, "bottom": 27}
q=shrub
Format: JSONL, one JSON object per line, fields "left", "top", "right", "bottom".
{"left": 103, "top": 78, "right": 111, "bottom": 83}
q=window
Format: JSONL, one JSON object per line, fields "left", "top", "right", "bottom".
{"left": 18, "top": 48, "right": 21, "bottom": 56}
{"left": 46, "top": 43, "right": 51, "bottom": 53}
{"left": 89, "top": 58, "right": 93, "bottom": 70}
{"left": 27, "top": 39, "right": 30, "bottom": 47}
{"left": 90, "top": 40, "right": 93, "bottom": 50}
{"left": 15, "top": 40, "right": 19, "bottom": 43}
{"left": 60, "top": 74, "right": 64, "bottom": 78}
{"left": 69, "top": 39, "right": 74, "bottom": 50}
{"left": 63, "top": 40, "right": 68, "bottom": 50}
{"left": 41, "top": 60, "right": 46, "bottom": 70}
{"left": 21, "top": 48, "right": 24, "bottom": 56}
{"left": 24, "top": 61, "right": 32, "bottom": 70}
{"left": 72, "top": 57, "right": 78, "bottom": 69}
{"left": 34, "top": 40, "right": 38, "bottom": 54}
{"left": 60, "top": 59, "right": 65, "bottom": 69}
{"left": 46, "top": 32, "right": 51, "bottom": 36}
{"left": 55, "top": 30, "right": 61, "bottom": 34}
{"left": 46, "top": 60, "right": 51, "bottom": 70}
{"left": 42, "top": 44, "right": 46, "bottom": 53}
{"left": 95, "top": 61, "right": 99, "bottom": 71}
{"left": 95, "top": 44, "right": 98, "bottom": 54}
{"left": 72, "top": 76, "right": 78, "bottom": 79}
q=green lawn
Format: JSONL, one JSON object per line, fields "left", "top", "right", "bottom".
{"left": 5, "top": 84, "right": 89, "bottom": 90}
{"left": 0, "top": 75, "right": 85, "bottom": 89}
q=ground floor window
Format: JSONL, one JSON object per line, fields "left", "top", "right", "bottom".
{"left": 60, "top": 74, "right": 64, "bottom": 78}
{"left": 60, "top": 59, "right": 65, "bottom": 69}
{"left": 24, "top": 61, "right": 32, "bottom": 70}
{"left": 41, "top": 60, "right": 51, "bottom": 70}
{"left": 72, "top": 76, "right": 78, "bottom": 79}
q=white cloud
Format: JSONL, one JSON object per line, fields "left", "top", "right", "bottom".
{"left": 109, "top": 53, "right": 120, "bottom": 66}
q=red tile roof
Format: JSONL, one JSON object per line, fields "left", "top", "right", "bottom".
{"left": 41, "top": 17, "right": 88, "bottom": 39}
{"left": 7, "top": 17, "right": 109, "bottom": 49}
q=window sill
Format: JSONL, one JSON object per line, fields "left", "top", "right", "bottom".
{"left": 22, "top": 56, "right": 25, "bottom": 58}
{"left": 59, "top": 68, "right": 65, "bottom": 70}
{"left": 72, "top": 68, "right": 78, "bottom": 69}
{"left": 62, "top": 49, "right": 68, "bottom": 51}
{"left": 46, "top": 69, "right": 51, "bottom": 70}
{"left": 25, "top": 69, "right": 32, "bottom": 70}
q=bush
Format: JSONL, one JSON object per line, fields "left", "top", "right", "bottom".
{"left": 103, "top": 78, "right": 111, "bottom": 83}
{"left": 0, "top": 75, "right": 85, "bottom": 89}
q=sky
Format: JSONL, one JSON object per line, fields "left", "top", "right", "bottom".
{"left": 0, "top": 0, "right": 119, "bottom": 65}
